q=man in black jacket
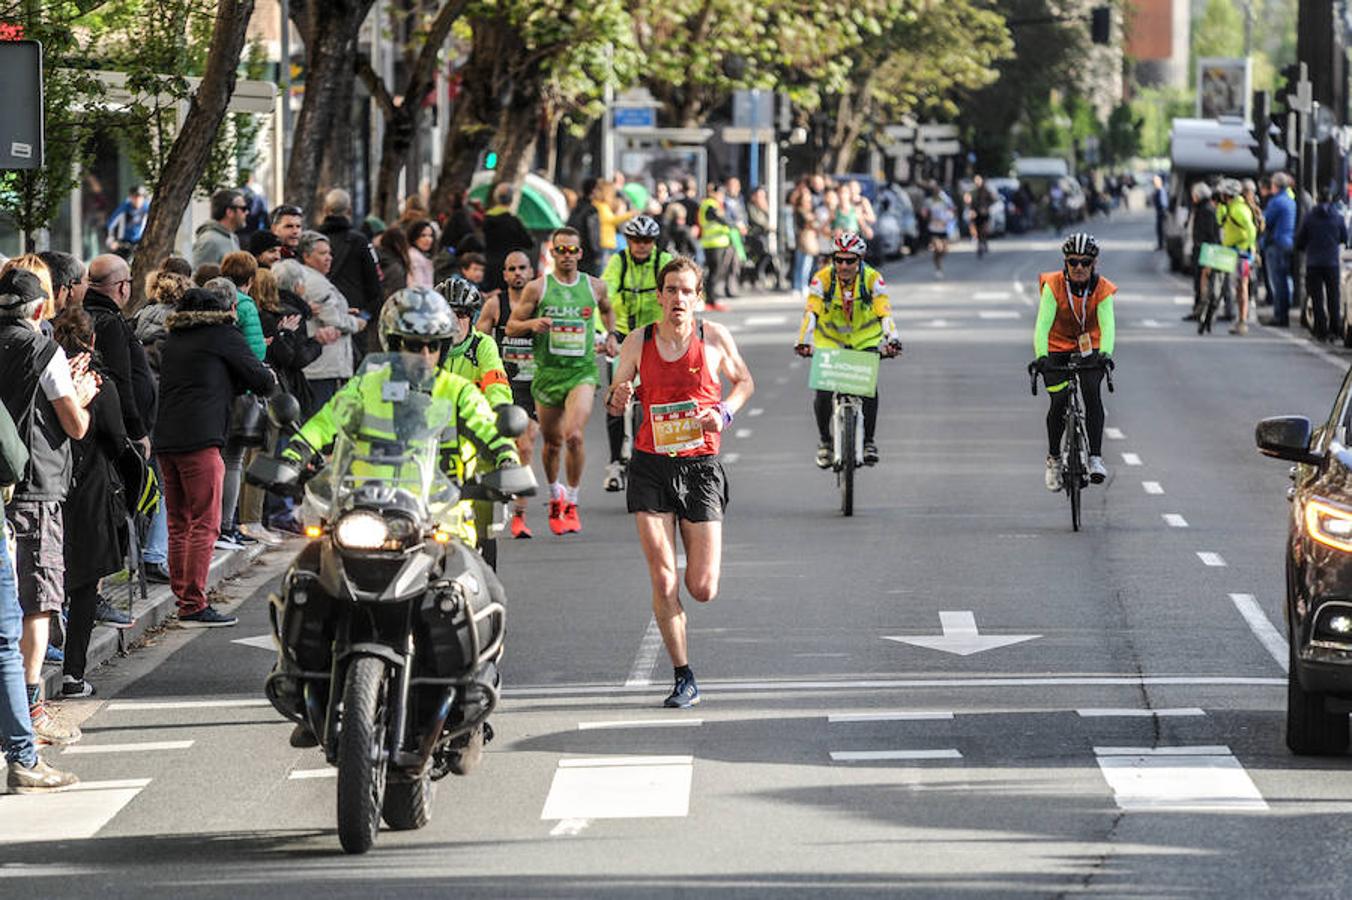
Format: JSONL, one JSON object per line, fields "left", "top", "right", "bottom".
{"left": 85, "top": 254, "right": 155, "bottom": 455}
{"left": 1184, "top": 182, "right": 1221, "bottom": 322}
{"left": 482, "top": 183, "right": 535, "bottom": 296}
{"left": 317, "top": 189, "right": 383, "bottom": 321}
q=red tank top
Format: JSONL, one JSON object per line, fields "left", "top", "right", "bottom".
{"left": 635, "top": 323, "right": 722, "bottom": 457}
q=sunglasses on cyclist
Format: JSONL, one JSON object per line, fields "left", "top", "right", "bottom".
{"left": 553, "top": 245, "right": 581, "bottom": 256}
{"left": 1065, "top": 256, "right": 1094, "bottom": 268}
{"left": 392, "top": 336, "right": 445, "bottom": 354}
{"left": 832, "top": 255, "right": 860, "bottom": 265}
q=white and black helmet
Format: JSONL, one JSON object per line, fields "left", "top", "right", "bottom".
{"left": 436, "top": 274, "right": 483, "bottom": 320}
{"left": 623, "top": 215, "right": 661, "bottom": 239}
{"left": 1061, "top": 232, "right": 1100, "bottom": 259}
{"left": 378, "top": 286, "right": 456, "bottom": 353}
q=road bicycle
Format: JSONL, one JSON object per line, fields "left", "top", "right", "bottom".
{"left": 804, "top": 342, "right": 900, "bottom": 517}
{"left": 1030, "top": 353, "right": 1114, "bottom": 532}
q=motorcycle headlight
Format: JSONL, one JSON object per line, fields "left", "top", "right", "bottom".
{"left": 1305, "top": 498, "right": 1352, "bottom": 553}
{"left": 334, "top": 510, "right": 389, "bottom": 550}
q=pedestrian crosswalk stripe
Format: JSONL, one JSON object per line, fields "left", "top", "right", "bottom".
{"left": 1093, "top": 745, "right": 1267, "bottom": 811}
{"left": 828, "top": 711, "right": 953, "bottom": 723}
{"left": 830, "top": 749, "right": 962, "bottom": 761}
{"left": 543, "top": 756, "right": 693, "bottom": 820}
{"left": 0, "top": 778, "right": 151, "bottom": 844}
{"left": 64, "top": 740, "right": 194, "bottom": 754}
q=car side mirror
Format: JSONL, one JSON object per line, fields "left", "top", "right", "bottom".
{"left": 1256, "top": 415, "right": 1324, "bottom": 465}
{"left": 495, "top": 404, "right": 529, "bottom": 439}
{"left": 269, "top": 393, "right": 302, "bottom": 431}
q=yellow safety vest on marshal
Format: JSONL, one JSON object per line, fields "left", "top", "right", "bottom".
{"left": 698, "top": 197, "right": 731, "bottom": 249}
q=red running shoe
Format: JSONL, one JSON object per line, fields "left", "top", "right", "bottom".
{"left": 548, "top": 499, "right": 566, "bottom": 535}
{"left": 562, "top": 502, "right": 581, "bottom": 534}
{"left": 510, "top": 510, "right": 532, "bottom": 539}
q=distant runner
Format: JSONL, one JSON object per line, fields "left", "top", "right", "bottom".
{"left": 506, "top": 227, "right": 618, "bottom": 535}
{"left": 607, "top": 257, "right": 754, "bottom": 708}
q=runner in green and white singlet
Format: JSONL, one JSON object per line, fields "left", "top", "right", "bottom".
{"left": 506, "top": 226, "right": 618, "bottom": 536}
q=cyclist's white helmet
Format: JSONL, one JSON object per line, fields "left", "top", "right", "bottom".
{"left": 1061, "top": 232, "right": 1100, "bottom": 258}
{"left": 623, "top": 215, "right": 661, "bottom": 239}
{"left": 833, "top": 231, "right": 867, "bottom": 257}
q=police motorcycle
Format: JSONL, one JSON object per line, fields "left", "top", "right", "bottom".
{"left": 247, "top": 350, "right": 534, "bottom": 854}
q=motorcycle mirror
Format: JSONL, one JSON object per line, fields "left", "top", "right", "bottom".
{"left": 269, "top": 393, "right": 302, "bottom": 430}
{"left": 495, "top": 404, "right": 529, "bottom": 439}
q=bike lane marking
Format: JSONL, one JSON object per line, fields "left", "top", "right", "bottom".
{"left": 1163, "top": 514, "right": 1189, "bottom": 528}
{"left": 1122, "top": 452, "right": 1143, "bottom": 466}
{"left": 1228, "top": 593, "right": 1289, "bottom": 672}
{"left": 1104, "top": 427, "right": 1125, "bottom": 440}
{"left": 1142, "top": 481, "right": 1164, "bottom": 494}
{"left": 1197, "top": 552, "right": 1227, "bottom": 567}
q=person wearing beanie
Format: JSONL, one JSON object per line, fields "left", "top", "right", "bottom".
{"left": 248, "top": 231, "right": 283, "bottom": 267}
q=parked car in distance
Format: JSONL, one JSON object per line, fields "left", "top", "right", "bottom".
{"left": 873, "top": 186, "right": 917, "bottom": 259}
{"left": 1256, "top": 390, "right": 1352, "bottom": 755}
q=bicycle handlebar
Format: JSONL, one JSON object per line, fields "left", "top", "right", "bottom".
{"left": 1029, "top": 355, "right": 1115, "bottom": 396}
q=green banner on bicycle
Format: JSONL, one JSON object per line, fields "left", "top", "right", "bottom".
{"left": 1198, "top": 242, "right": 1238, "bottom": 274}
{"left": 809, "top": 347, "right": 879, "bottom": 397}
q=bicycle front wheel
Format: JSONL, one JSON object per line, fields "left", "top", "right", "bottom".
{"left": 839, "top": 405, "right": 856, "bottom": 517}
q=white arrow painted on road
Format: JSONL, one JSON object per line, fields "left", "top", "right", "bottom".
{"left": 883, "top": 611, "right": 1040, "bottom": 657}
{"left": 231, "top": 634, "right": 275, "bottom": 651}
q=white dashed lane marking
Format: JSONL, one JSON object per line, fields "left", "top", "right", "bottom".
{"left": 828, "top": 711, "right": 954, "bottom": 724}
{"left": 830, "top": 749, "right": 963, "bottom": 762}
{"left": 1122, "top": 453, "right": 1143, "bottom": 466}
{"left": 1162, "top": 514, "right": 1189, "bottom": 528}
{"left": 1197, "top": 552, "right": 1227, "bottom": 567}
{"left": 1104, "top": 427, "right": 1124, "bottom": 440}
{"left": 1143, "top": 481, "right": 1164, "bottom": 494}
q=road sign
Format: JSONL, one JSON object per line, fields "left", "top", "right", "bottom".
{"left": 613, "top": 106, "right": 656, "bottom": 130}
{"left": 722, "top": 126, "right": 774, "bottom": 144}
{"left": 917, "top": 123, "right": 959, "bottom": 141}
{"left": 920, "top": 139, "right": 961, "bottom": 157}
{"left": 0, "top": 41, "right": 43, "bottom": 169}
{"left": 732, "top": 89, "right": 774, "bottom": 130}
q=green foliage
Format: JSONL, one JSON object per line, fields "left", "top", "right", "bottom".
{"left": 198, "top": 38, "right": 269, "bottom": 197}
{"left": 1100, "top": 101, "right": 1142, "bottom": 165}
{"left": 1190, "top": 0, "right": 1244, "bottom": 84}
{"left": 1130, "top": 85, "right": 1193, "bottom": 159}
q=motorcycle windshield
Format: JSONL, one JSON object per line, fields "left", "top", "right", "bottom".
{"left": 306, "top": 353, "right": 460, "bottom": 521}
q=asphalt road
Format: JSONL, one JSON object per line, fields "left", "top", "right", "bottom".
{"left": 10, "top": 208, "right": 1352, "bottom": 898}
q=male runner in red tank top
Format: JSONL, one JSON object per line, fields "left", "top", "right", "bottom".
{"left": 607, "top": 257, "right": 754, "bottom": 708}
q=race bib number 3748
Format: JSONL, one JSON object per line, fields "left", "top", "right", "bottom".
{"left": 649, "top": 400, "right": 706, "bottom": 454}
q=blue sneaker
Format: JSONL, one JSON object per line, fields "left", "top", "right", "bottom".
{"left": 178, "top": 606, "right": 238, "bottom": 628}
{"left": 663, "top": 671, "right": 700, "bottom": 709}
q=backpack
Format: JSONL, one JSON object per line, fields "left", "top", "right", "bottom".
{"left": 824, "top": 264, "right": 874, "bottom": 309}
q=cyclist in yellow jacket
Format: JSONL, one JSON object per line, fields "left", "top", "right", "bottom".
{"left": 794, "top": 232, "right": 901, "bottom": 468}
{"left": 1215, "top": 178, "right": 1258, "bottom": 335}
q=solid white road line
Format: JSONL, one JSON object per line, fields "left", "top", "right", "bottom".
{"left": 1197, "top": 552, "right": 1227, "bottom": 567}
{"left": 1163, "top": 514, "right": 1189, "bottom": 528}
{"left": 1104, "top": 427, "right": 1125, "bottom": 440}
{"left": 1142, "top": 481, "right": 1164, "bottom": 494}
{"left": 1229, "top": 593, "right": 1290, "bottom": 672}
{"left": 64, "top": 740, "right": 194, "bottom": 755}
{"left": 507, "top": 674, "right": 1285, "bottom": 698}
{"left": 1122, "top": 452, "right": 1143, "bottom": 466}
{"left": 828, "top": 711, "right": 954, "bottom": 723}
{"left": 1076, "top": 708, "right": 1205, "bottom": 718}
{"left": 1093, "top": 745, "right": 1267, "bottom": 811}
{"left": 105, "top": 698, "right": 271, "bottom": 711}
{"left": 0, "top": 778, "right": 151, "bottom": 844}
{"left": 829, "top": 749, "right": 962, "bottom": 762}
{"left": 542, "top": 756, "right": 693, "bottom": 820}
{"left": 288, "top": 768, "right": 337, "bottom": 780}
{"left": 578, "top": 719, "right": 704, "bottom": 731}
{"left": 623, "top": 617, "right": 664, "bottom": 688}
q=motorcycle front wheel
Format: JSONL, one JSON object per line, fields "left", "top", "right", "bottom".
{"left": 337, "top": 655, "right": 389, "bottom": 854}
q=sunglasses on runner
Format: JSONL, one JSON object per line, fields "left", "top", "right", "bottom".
{"left": 553, "top": 245, "right": 581, "bottom": 256}
{"left": 832, "top": 255, "right": 860, "bottom": 265}
{"left": 1065, "top": 257, "right": 1094, "bottom": 268}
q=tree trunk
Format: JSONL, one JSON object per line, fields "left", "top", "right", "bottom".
{"left": 429, "top": 16, "right": 517, "bottom": 218}
{"left": 541, "top": 107, "right": 561, "bottom": 183}
{"left": 492, "top": 86, "right": 541, "bottom": 199}
{"left": 317, "top": 47, "right": 357, "bottom": 212}
{"left": 285, "top": 0, "right": 374, "bottom": 215}
{"left": 129, "top": 0, "right": 256, "bottom": 311}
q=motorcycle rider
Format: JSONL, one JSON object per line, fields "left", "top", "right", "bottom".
{"left": 600, "top": 215, "right": 673, "bottom": 492}
{"left": 794, "top": 232, "right": 901, "bottom": 468}
{"left": 1031, "top": 232, "right": 1117, "bottom": 489}
{"left": 436, "top": 275, "right": 513, "bottom": 569}
{"left": 283, "top": 286, "right": 520, "bottom": 548}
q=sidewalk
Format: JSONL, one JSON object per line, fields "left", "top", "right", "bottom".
{"left": 41, "top": 542, "right": 274, "bottom": 700}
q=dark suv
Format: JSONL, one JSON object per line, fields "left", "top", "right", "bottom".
{"left": 1257, "top": 396, "right": 1352, "bottom": 755}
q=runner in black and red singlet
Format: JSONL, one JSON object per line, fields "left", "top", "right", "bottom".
{"left": 606, "top": 257, "right": 754, "bottom": 708}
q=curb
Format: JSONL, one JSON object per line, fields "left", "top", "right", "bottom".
{"left": 41, "top": 542, "right": 271, "bottom": 700}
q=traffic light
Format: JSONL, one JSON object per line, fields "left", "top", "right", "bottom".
{"left": 1090, "top": 6, "right": 1111, "bottom": 44}
{"left": 482, "top": 149, "right": 498, "bottom": 170}
{"left": 1249, "top": 90, "right": 1271, "bottom": 170}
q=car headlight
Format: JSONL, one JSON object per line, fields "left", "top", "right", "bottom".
{"left": 1304, "top": 498, "right": 1352, "bottom": 553}
{"left": 334, "top": 510, "right": 389, "bottom": 550}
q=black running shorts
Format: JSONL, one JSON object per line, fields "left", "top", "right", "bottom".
{"left": 626, "top": 451, "right": 728, "bottom": 522}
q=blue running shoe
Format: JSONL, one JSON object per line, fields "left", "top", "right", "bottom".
{"left": 663, "top": 671, "right": 700, "bottom": 709}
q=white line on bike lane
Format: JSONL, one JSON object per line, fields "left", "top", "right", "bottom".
{"left": 1104, "top": 427, "right": 1124, "bottom": 440}
{"left": 1163, "top": 514, "right": 1189, "bottom": 528}
{"left": 1143, "top": 481, "right": 1164, "bottom": 494}
{"left": 1197, "top": 552, "right": 1227, "bottom": 567}
{"left": 1122, "top": 453, "right": 1143, "bottom": 466}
